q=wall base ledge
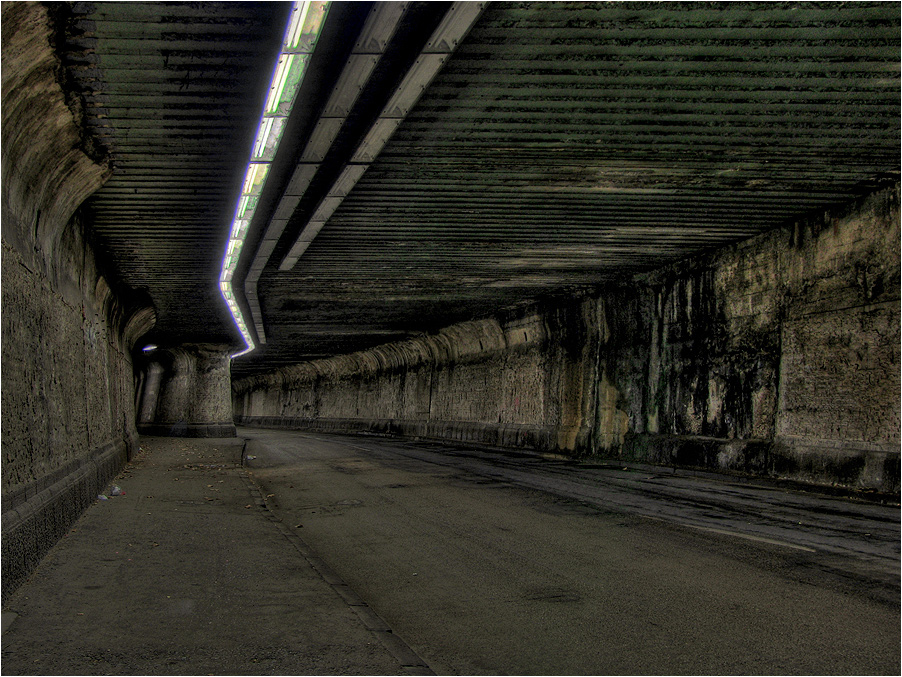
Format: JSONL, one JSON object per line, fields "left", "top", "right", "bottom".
{"left": 619, "top": 433, "right": 900, "bottom": 495}
{"left": 138, "top": 422, "right": 236, "bottom": 438}
{"left": 235, "top": 416, "right": 590, "bottom": 454}
{"left": 2, "top": 435, "right": 136, "bottom": 603}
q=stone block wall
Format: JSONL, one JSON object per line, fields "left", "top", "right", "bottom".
{"left": 1, "top": 3, "right": 155, "bottom": 601}
{"left": 235, "top": 185, "right": 899, "bottom": 494}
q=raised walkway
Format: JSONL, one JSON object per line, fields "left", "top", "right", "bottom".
{"left": 1, "top": 436, "right": 430, "bottom": 676}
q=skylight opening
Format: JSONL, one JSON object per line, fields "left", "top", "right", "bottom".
{"left": 219, "top": 1, "right": 330, "bottom": 359}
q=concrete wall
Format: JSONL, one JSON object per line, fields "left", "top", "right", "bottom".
{"left": 234, "top": 302, "right": 601, "bottom": 453}
{"left": 234, "top": 185, "right": 899, "bottom": 494}
{"left": 1, "top": 3, "right": 155, "bottom": 601}
{"left": 605, "top": 186, "right": 899, "bottom": 493}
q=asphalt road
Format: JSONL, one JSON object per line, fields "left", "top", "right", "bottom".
{"left": 242, "top": 427, "right": 901, "bottom": 676}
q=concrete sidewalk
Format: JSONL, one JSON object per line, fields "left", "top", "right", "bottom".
{"left": 1, "top": 437, "right": 429, "bottom": 676}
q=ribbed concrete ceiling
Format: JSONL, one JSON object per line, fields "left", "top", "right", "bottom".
{"left": 239, "top": 0, "right": 900, "bottom": 378}
{"left": 60, "top": 1, "right": 292, "bottom": 344}
{"left": 61, "top": 2, "right": 899, "bottom": 377}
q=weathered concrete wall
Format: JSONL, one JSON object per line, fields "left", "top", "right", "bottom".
{"left": 136, "top": 344, "right": 237, "bottom": 437}
{"left": 235, "top": 185, "right": 899, "bottom": 494}
{"left": 604, "top": 186, "right": 899, "bottom": 493}
{"left": 234, "top": 301, "right": 602, "bottom": 453}
{"left": 1, "top": 2, "right": 155, "bottom": 601}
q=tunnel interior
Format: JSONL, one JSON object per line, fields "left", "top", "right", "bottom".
{"left": 2, "top": 0, "right": 899, "bottom": 602}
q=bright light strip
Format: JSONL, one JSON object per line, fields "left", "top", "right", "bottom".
{"left": 251, "top": 116, "right": 288, "bottom": 161}
{"left": 286, "top": 1, "right": 313, "bottom": 49}
{"left": 237, "top": 195, "right": 255, "bottom": 219}
{"left": 252, "top": 117, "right": 276, "bottom": 158}
{"left": 219, "top": 1, "right": 329, "bottom": 358}
{"left": 265, "top": 54, "right": 295, "bottom": 113}
{"left": 230, "top": 219, "right": 250, "bottom": 239}
{"left": 242, "top": 163, "right": 270, "bottom": 196}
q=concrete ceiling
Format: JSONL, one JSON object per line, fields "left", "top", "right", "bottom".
{"left": 60, "top": 1, "right": 292, "bottom": 344}
{"left": 61, "top": 1, "right": 900, "bottom": 378}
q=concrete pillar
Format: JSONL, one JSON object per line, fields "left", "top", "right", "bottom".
{"left": 137, "top": 362, "right": 164, "bottom": 425}
{"left": 137, "top": 344, "right": 236, "bottom": 437}
{"left": 185, "top": 345, "right": 235, "bottom": 435}
{"left": 155, "top": 348, "right": 193, "bottom": 430}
